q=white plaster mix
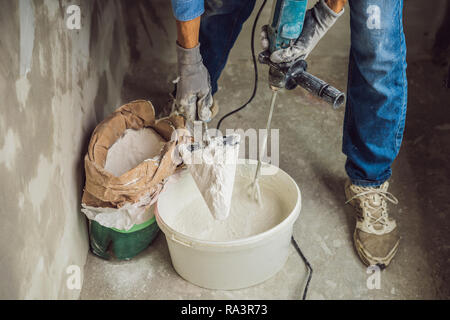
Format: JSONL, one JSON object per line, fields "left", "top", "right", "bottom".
{"left": 166, "top": 172, "right": 289, "bottom": 241}
{"left": 104, "top": 128, "right": 166, "bottom": 177}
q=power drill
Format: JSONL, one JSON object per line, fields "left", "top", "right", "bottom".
{"left": 259, "top": 0, "right": 345, "bottom": 108}
{"left": 251, "top": 0, "right": 345, "bottom": 196}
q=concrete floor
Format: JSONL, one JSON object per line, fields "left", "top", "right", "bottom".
{"left": 80, "top": 0, "right": 450, "bottom": 300}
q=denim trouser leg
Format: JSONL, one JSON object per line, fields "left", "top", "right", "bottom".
{"left": 343, "top": 0, "right": 408, "bottom": 187}
{"left": 199, "top": 0, "right": 256, "bottom": 95}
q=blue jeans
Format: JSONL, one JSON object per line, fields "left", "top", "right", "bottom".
{"left": 200, "top": 0, "right": 408, "bottom": 187}
{"left": 200, "top": 0, "right": 256, "bottom": 94}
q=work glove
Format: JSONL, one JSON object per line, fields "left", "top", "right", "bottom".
{"left": 261, "top": 0, "right": 344, "bottom": 64}
{"left": 175, "top": 43, "right": 213, "bottom": 124}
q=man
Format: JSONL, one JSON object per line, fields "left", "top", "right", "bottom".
{"left": 171, "top": 0, "right": 407, "bottom": 268}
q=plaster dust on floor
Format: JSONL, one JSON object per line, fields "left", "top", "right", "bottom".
{"left": 104, "top": 128, "right": 166, "bottom": 177}
{"left": 164, "top": 171, "right": 290, "bottom": 242}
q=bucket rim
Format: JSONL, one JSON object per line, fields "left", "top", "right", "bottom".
{"left": 155, "top": 163, "right": 301, "bottom": 249}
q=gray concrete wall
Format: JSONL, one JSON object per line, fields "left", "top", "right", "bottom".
{"left": 0, "top": 0, "right": 131, "bottom": 299}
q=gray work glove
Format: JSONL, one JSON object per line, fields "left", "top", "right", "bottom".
{"left": 175, "top": 43, "right": 213, "bottom": 123}
{"left": 261, "top": 0, "right": 344, "bottom": 64}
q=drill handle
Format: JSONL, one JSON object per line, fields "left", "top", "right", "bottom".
{"left": 288, "top": 69, "right": 346, "bottom": 109}
{"left": 258, "top": 50, "right": 345, "bottom": 109}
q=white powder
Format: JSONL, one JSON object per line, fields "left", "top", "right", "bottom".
{"left": 180, "top": 134, "right": 240, "bottom": 220}
{"left": 104, "top": 128, "right": 166, "bottom": 177}
{"left": 167, "top": 173, "right": 289, "bottom": 241}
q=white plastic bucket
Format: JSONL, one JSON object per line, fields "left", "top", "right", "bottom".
{"left": 155, "top": 162, "right": 301, "bottom": 290}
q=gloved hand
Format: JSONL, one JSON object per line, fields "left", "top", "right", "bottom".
{"left": 261, "top": 0, "right": 344, "bottom": 64}
{"left": 175, "top": 43, "right": 213, "bottom": 123}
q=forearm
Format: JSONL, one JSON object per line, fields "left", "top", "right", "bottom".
{"left": 176, "top": 17, "right": 201, "bottom": 49}
{"left": 325, "top": 0, "right": 347, "bottom": 13}
{"left": 171, "top": 0, "right": 204, "bottom": 48}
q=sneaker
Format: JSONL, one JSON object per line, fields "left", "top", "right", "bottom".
{"left": 345, "top": 180, "right": 400, "bottom": 268}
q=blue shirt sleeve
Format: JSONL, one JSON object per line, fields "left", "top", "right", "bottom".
{"left": 171, "top": 0, "right": 205, "bottom": 21}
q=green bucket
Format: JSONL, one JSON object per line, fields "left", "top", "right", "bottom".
{"left": 89, "top": 215, "right": 159, "bottom": 260}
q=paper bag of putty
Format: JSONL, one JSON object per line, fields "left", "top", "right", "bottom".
{"left": 81, "top": 100, "right": 186, "bottom": 231}
{"left": 179, "top": 134, "right": 241, "bottom": 220}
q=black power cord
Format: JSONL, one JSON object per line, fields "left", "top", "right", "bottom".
{"left": 292, "top": 236, "right": 313, "bottom": 300}
{"left": 216, "top": 0, "right": 313, "bottom": 300}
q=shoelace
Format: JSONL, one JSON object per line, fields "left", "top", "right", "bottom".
{"left": 346, "top": 186, "right": 399, "bottom": 229}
